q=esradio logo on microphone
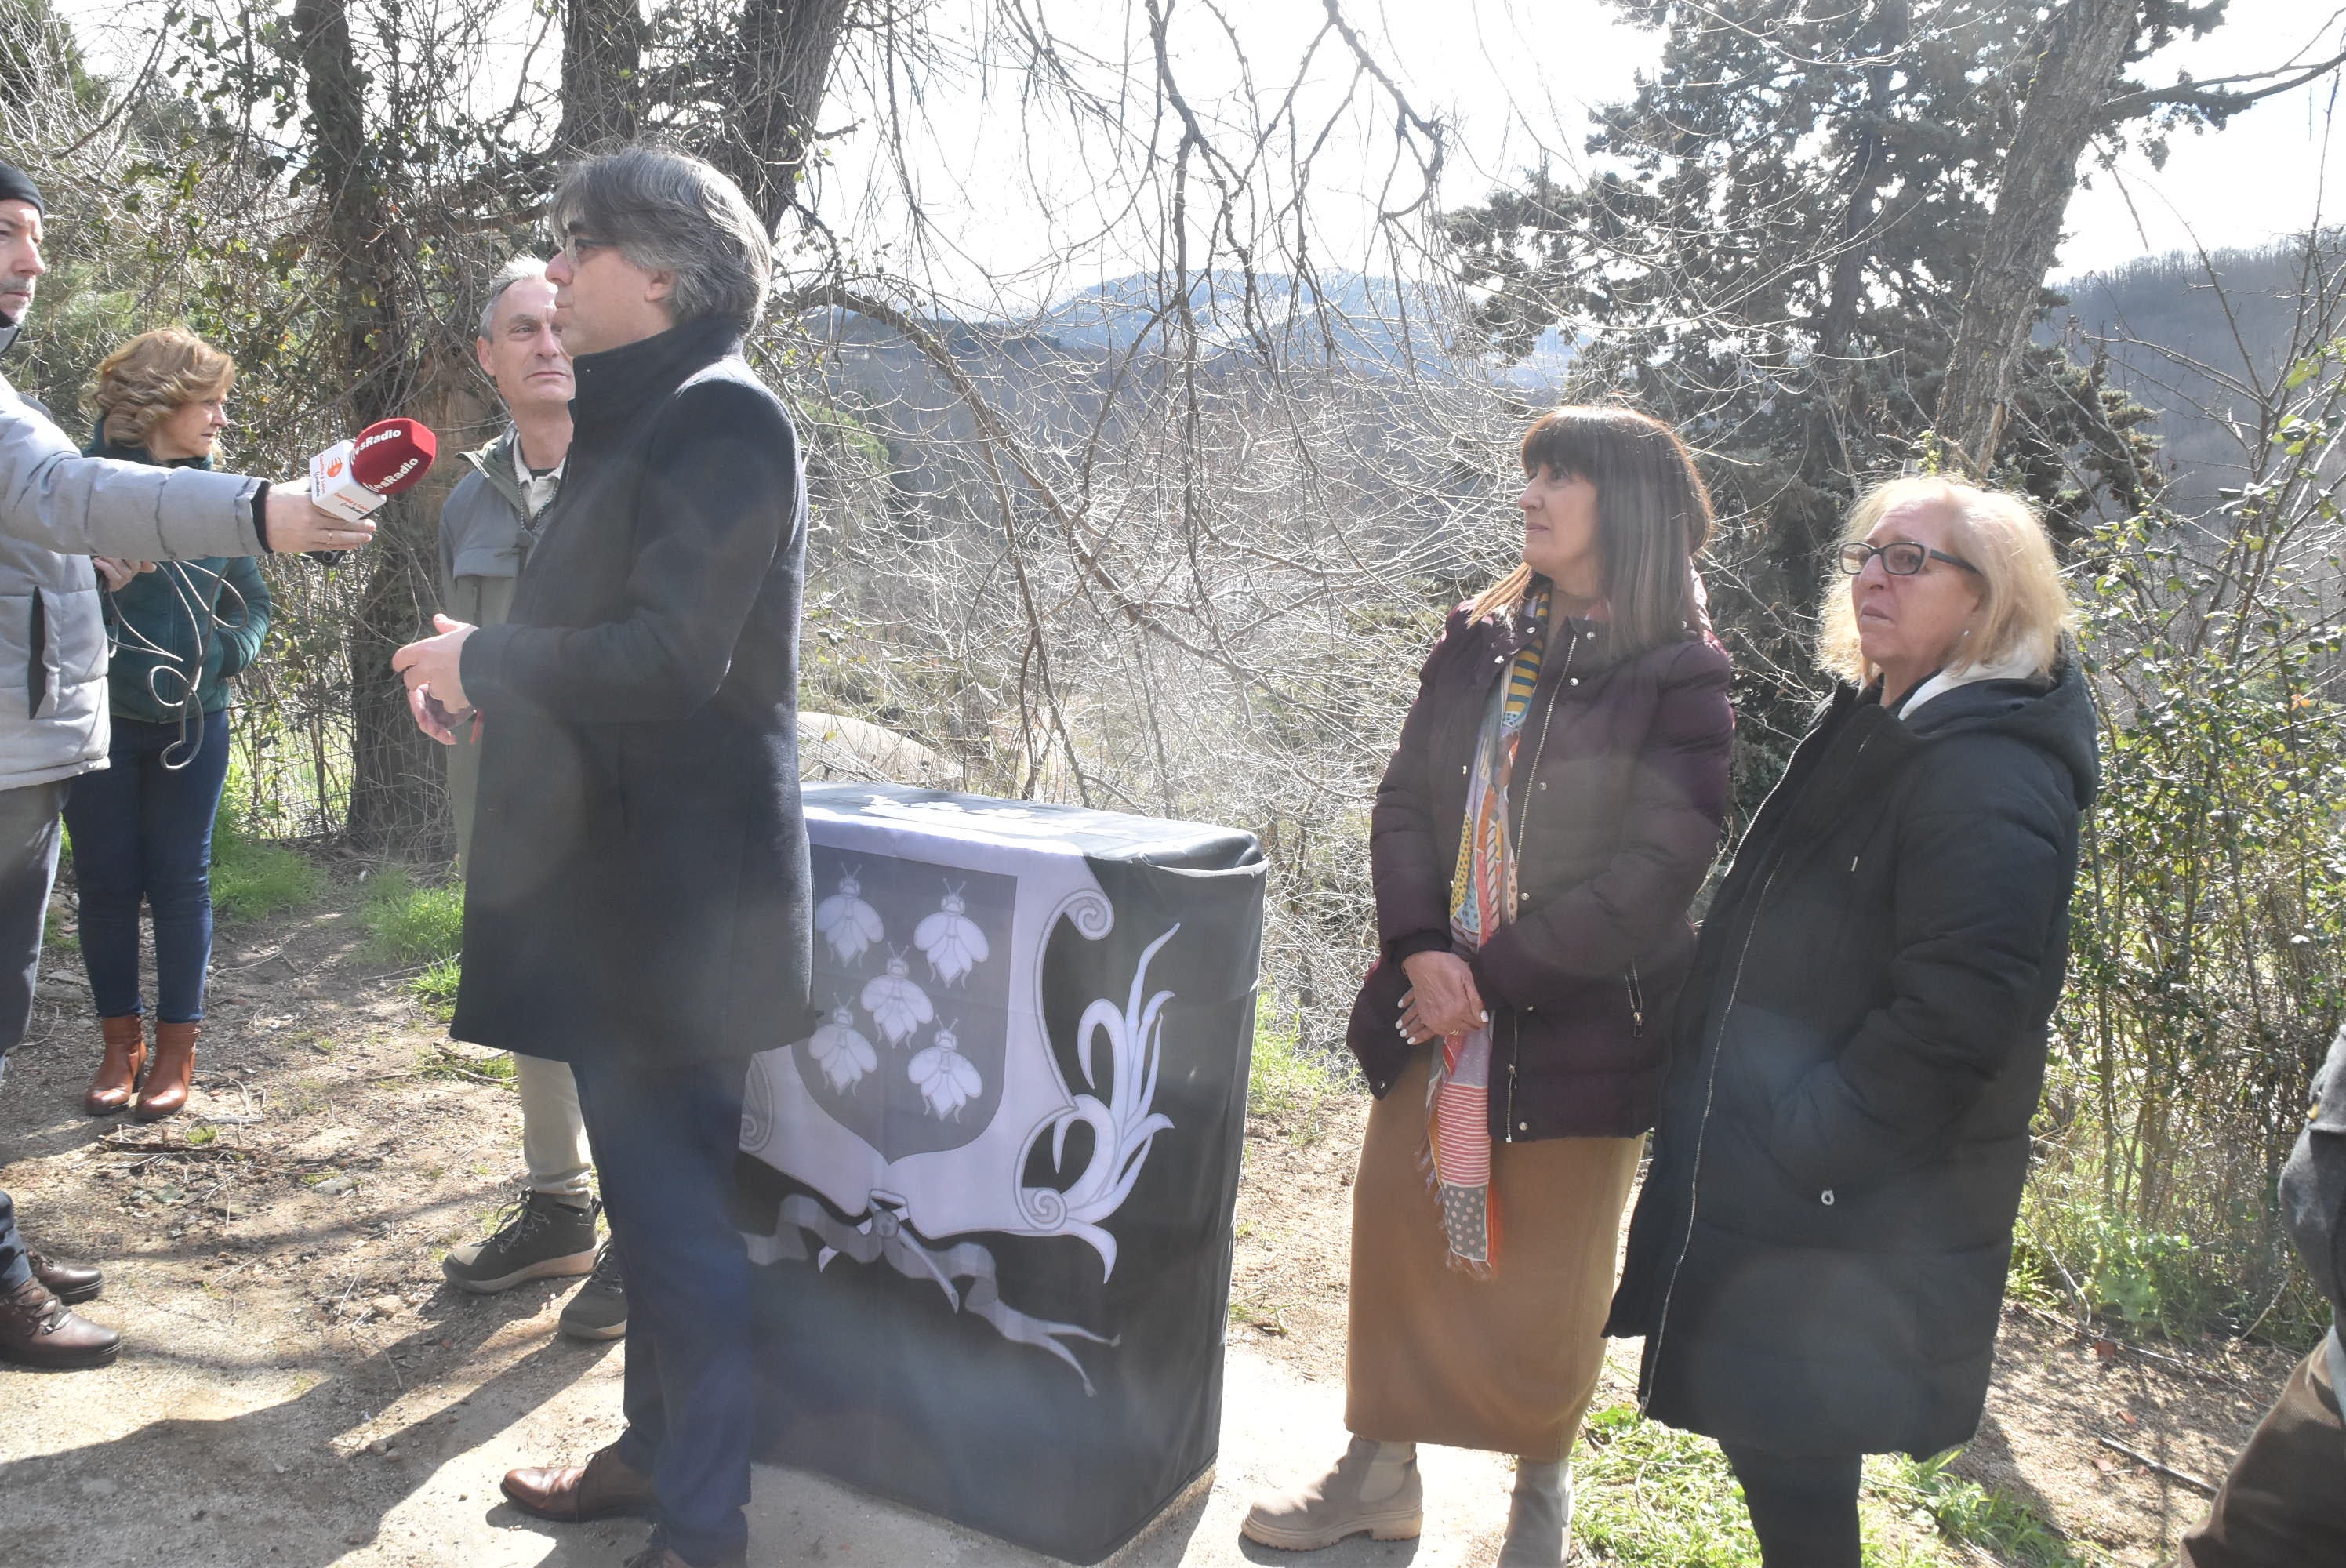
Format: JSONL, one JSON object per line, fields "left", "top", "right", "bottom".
{"left": 354, "top": 423, "right": 407, "bottom": 456}
{"left": 376, "top": 455, "right": 424, "bottom": 488}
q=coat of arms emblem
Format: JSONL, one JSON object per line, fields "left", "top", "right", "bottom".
{"left": 741, "top": 794, "right": 1180, "bottom": 1392}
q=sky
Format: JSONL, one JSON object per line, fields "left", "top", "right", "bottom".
{"left": 45, "top": 0, "right": 2346, "bottom": 295}
{"left": 800, "top": 0, "right": 2346, "bottom": 304}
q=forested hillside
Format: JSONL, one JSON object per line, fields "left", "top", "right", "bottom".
{"left": 2052, "top": 232, "right": 2346, "bottom": 516}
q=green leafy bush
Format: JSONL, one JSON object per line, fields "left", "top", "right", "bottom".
{"left": 2034, "top": 394, "right": 2346, "bottom": 1341}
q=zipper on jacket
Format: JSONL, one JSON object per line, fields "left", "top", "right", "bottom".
{"left": 1625, "top": 963, "right": 1645, "bottom": 1037}
{"left": 1505, "top": 626, "right": 1576, "bottom": 850}
{"left": 1640, "top": 720, "right": 1887, "bottom": 1414}
{"left": 1501, "top": 1009, "right": 1520, "bottom": 1145}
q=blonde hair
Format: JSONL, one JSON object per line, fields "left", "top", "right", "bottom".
{"left": 89, "top": 328, "right": 234, "bottom": 451}
{"left": 1818, "top": 474, "right": 2072, "bottom": 686}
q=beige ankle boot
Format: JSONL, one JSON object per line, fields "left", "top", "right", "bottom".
{"left": 1240, "top": 1436, "right": 1422, "bottom": 1550}
{"left": 1496, "top": 1457, "right": 1574, "bottom": 1566}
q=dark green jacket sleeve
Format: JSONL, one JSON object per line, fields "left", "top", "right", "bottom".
{"left": 209, "top": 554, "right": 272, "bottom": 684}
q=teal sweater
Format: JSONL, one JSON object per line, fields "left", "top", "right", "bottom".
{"left": 82, "top": 431, "right": 272, "bottom": 723}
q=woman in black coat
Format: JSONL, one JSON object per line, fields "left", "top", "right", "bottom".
{"left": 1245, "top": 407, "right": 1732, "bottom": 1566}
{"left": 1607, "top": 475, "right": 2099, "bottom": 1566}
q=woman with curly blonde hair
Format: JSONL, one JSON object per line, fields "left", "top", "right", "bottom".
{"left": 71, "top": 328, "right": 271, "bottom": 1120}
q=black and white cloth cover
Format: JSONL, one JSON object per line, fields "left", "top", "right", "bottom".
{"left": 735, "top": 782, "right": 1266, "bottom": 1563}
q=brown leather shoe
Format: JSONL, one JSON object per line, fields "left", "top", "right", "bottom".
{"left": 84, "top": 1014, "right": 145, "bottom": 1115}
{"left": 0, "top": 1276, "right": 122, "bottom": 1370}
{"left": 501, "top": 1444, "right": 657, "bottom": 1521}
{"left": 134, "top": 1020, "right": 198, "bottom": 1120}
{"left": 26, "top": 1250, "right": 100, "bottom": 1305}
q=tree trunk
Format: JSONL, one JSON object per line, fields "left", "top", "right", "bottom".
{"left": 1934, "top": 0, "right": 2141, "bottom": 477}
{"left": 712, "top": 0, "right": 854, "bottom": 231}
{"left": 292, "top": 0, "right": 447, "bottom": 855}
{"left": 558, "top": 0, "right": 643, "bottom": 153}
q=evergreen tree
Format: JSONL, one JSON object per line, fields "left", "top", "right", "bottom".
{"left": 1444, "top": 0, "right": 2194, "bottom": 780}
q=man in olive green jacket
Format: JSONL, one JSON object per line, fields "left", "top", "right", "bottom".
{"left": 434, "top": 260, "right": 624, "bottom": 1342}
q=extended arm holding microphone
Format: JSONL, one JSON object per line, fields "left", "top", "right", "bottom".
{"left": 0, "top": 379, "right": 374, "bottom": 558}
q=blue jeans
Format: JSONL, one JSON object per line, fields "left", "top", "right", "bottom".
{"left": 571, "top": 1051, "right": 755, "bottom": 1567}
{"left": 61, "top": 712, "right": 232, "bottom": 1023}
{"left": 0, "top": 779, "right": 69, "bottom": 1294}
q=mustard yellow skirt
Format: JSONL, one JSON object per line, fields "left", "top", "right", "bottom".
{"left": 1344, "top": 1051, "right": 1642, "bottom": 1461}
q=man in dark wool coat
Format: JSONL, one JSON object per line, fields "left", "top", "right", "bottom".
{"left": 393, "top": 144, "right": 814, "bottom": 1568}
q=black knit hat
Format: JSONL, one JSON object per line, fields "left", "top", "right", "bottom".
{"left": 0, "top": 163, "right": 43, "bottom": 212}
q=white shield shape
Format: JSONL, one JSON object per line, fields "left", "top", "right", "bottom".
{"left": 741, "top": 794, "right": 1179, "bottom": 1388}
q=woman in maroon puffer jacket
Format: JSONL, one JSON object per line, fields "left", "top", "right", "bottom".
{"left": 1244, "top": 406, "right": 1734, "bottom": 1566}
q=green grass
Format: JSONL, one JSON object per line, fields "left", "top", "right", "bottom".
{"left": 1244, "top": 1000, "right": 1350, "bottom": 1136}
{"left": 1571, "top": 1405, "right": 2089, "bottom": 1566}
{"left": 409, "top": 956, "right": 462, "bottom": 1020}
{"left": 208, "top": 776, "right": 324, "bottom": 920}
{"left": 1879, "top": 1454, "right": 2108, "bottom": 1566}
{"left": 211, "top": 838, "right": 324, "bottom": 920}
{"left": 361, "top": 866, "right": 465, "bottom": 964}
{"left": 1574, "top": 1405, "right": 1770, "bottom": 1566}
{"left": 416, "top": 1043, "right": 514, "bottom": 1087}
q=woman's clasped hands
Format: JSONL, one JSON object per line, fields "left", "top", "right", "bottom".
{"left": 1397, "top": 949, "right": 1489, "bottom": 1047}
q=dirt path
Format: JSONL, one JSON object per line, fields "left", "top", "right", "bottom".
{"left": 0, "top": 869, "right": 2312, "bottom": 1566}
{"left": 1226, "top": 1104, "right": 2303, "bottom": 1567}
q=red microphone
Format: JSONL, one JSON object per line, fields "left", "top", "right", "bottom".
{"left": 309, "top": 418, "right": 439, "bottom": 523}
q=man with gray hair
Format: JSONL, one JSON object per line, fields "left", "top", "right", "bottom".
{"left": 394, "top": 145, "right": 811, "bottom": 1568}
{"left": 434, "top": 257, "right": 630, "bottom": 1345}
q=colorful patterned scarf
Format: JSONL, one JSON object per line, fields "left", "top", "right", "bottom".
{"left": 1426, "top": 590, "right": 1549, "bottom": 1275}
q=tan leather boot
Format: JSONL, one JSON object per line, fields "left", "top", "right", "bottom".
{"left": 1241, "top": 1436, "right": 1422, "bottom": 1549}
{"left": 83, "top": 1015, "right": 147, "bottom": 1115}
{"left": 1497, "top": 1457, "right": 1574, "bottom": 1566}
{"left": 134, "top": 1020, "right": 198, "bottom": 1120}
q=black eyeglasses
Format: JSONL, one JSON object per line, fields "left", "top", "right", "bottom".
{"left": 560, "top": 230, "right": 615, "bottom": 263}
{"left": 1838, "top": 539, "right": 1981, "bottom": 577}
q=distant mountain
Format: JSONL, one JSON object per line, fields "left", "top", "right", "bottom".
{"left": 2047, "top": 233, "right": 2344, "bottom": 517}
{"left": 1032, "top": 269, "right": 1572, "bottom": 387}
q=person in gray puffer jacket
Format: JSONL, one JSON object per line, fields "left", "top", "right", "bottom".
{"left": 0, "top": 161, "right": 370, "bottom": 1374}
{"left": 2178, "top": 1026, "right": 2346, "bottom": 1565}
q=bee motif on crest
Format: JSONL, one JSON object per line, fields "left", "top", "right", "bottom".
{"left": 808, "top": 1001, "right": 879, "bottom": 1092}
{"left": 814, "top": 868, "right": 885, "bottom": 967}
{"left": 859, "top": 949, "right": 935, "bottom": 1047}
{"left": 913, "top": 881, "right": 990, "bottom": 985}
{"left": 909, "top": 1022, "right": 984, "bottom": 1120}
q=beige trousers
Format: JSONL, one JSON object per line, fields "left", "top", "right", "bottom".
{"left": 514, "top": 1050, "right": 593, "bottom": 1203}
{"left": 1345, "top": 1051, "right": 1642, "bottom": 1461}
